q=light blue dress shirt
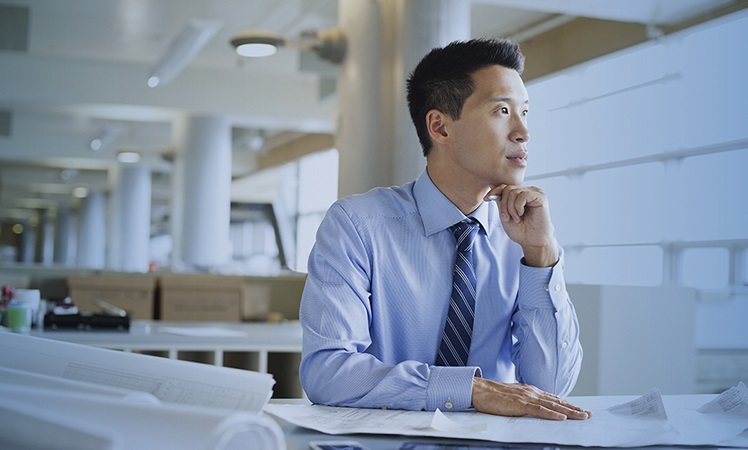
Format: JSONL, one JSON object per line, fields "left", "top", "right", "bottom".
{"left": 300, "top": 170, "right": 582, "bottom": 412}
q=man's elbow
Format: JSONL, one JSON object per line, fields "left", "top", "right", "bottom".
{"left": 299, "top": 355, "right": 326, "bottom": 404}
{"left": 300, "top": 353, "right": 347, "bottom": 406}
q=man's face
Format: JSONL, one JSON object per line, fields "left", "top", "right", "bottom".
{"left": 448, "top": 65, "right": 530, "bottom": 188}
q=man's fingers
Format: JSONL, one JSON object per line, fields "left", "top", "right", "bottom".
{"left": 495, "top": 185, "right": 545, "bottom": 224}
{"left": 535, "top": 392, "right": 591, "bottom": 419}
{"left": 524, "top": 402, "right": 568, "bottom": 421}
{"left": 471, "top": 379, "right": 592, "bottom": 421}
{"left": 539, "top": 398, "right": 590, "bottom": 420}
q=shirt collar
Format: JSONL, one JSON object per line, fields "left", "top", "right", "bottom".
{"left": 413, "top": 169, "right": 492, "bottom": 237}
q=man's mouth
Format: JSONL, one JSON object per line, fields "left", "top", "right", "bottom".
{"left": 506, "top": 151, "right": 528, "bottom": 166}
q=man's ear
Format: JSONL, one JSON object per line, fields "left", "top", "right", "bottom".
{"left": 426, "top": 109, "right": 450, "bottom": 145}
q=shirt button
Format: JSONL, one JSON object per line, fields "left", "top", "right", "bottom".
{"left": 554, "top": 283, "right": 562, "bottom": 292}
{"left": 561, "top": 341, "right": 568, "bottom": 349}
{"left": 544, "top": 284, "right": 549, "bottom": 292}
{"left": 444, "top": 401, "right": 454, "bottom": 410}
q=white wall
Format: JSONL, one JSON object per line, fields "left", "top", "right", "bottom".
{"left": 526, "top": 10, "right": 748, "bottom": 392}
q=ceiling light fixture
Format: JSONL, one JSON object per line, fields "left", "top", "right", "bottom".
{"left": 89, "top": 126, "right": 121, "bottom": 151}
{"left": 232, "top": 128, "right": 266, "bottom": 153}
{"left": 230, "top": 27, "right": 346, "bottom": 64}
{"left": 231, "top": 30, "right": 284, "bottom": 57}
{"left": 147, "top": 19, "right": 223, "bottom": 88}
{"left": 72, "top": 187, "right": 89, "bottom": 198}
{"left": 117, "top": 150, "right": 142, "bottom": 163}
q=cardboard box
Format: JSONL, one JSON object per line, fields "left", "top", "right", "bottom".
{"left": 158, "top": 274, "right": 307, "bottom": 322}
{"left": 68, "top": 275, "right": 157, "bottom": 320}
{"left": 244, "top": 275, "right": 306, "bottom": 320}
{"left": 159, "top": 274, "right": 252, "bottom": 322}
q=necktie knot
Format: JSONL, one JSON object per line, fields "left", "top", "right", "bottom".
{"left": 450, "top": 219, "right": 479, "bottom": 254}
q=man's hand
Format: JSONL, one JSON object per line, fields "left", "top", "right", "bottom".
{"left": 486, "top": 184, "right": 558, "bottom": 267}
{"left": 472, "top": 378, "right": 591, "bottom": 420}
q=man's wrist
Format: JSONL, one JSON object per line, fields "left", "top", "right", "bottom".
{"left": 427, "top": 366, "right": 480, "bottom": 411}
{"left": 522, "top": 243, "right": 558, "bottom": 268}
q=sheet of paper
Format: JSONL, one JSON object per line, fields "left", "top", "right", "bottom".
{"left": 265, "top": 386, "right": 748, "bottom": 448}
{"left": 0, "top": 331, "right": 274, "bottom": 412}
{"left": 0, "top": 375, "right": 285, "bottom": 450}
{"left": 669, "top": 381, "right": 748, "bottom": 445}
{"left": 265, "top": 403, "right": 669, "bottom": 447}
{"left": 698, "top": 381, "right": 748, "bottom": 415}
{"left": 607, "top": 387, "right": 668, "bottom": 419}
{"left": 430, "top": 409, "right": 487, "bottom": 433}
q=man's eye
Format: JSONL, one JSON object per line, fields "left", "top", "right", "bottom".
{"left": 500, "top": 107, "right": 509, "bottom": 114}
{"left": 522, "top": 110, "right": 529, "bottom": 116}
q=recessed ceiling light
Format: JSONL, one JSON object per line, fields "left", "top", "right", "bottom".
{"left": 231, "top": 31, "right": 285, "bottom": 57}
{"left": 72, "top": 187, "right": 89, "bottom": 198}
{"left": 230, "top": 28, "right": 346, "bottom": 63}
{"left": 117, "top": 150, "right": 142, "bottom": 163}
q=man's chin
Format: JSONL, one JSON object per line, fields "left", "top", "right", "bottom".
{"left": 492, "top": 175, "right": 525, "bottom": 187}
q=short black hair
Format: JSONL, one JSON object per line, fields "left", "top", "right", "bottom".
{"left": 406, "top": 38, "right": 525, "bottom": 156}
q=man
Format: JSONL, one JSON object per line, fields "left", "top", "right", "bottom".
{"left": 299, "top": 38, "right": 590, "bottom": 421}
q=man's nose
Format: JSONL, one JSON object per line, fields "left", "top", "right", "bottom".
{"left": 510, "top": 120, "right": 530, "bottom": 143}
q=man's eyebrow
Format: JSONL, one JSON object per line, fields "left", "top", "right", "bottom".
{"left": 489, "top": 96, "right": 529, "bottom": 105}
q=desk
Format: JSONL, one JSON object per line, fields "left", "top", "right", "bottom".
{"left": 271, "top": 394, "right": 745, "bottom": 450}
{"left": 31, "top": 320, "right": 303, "bottom": 374}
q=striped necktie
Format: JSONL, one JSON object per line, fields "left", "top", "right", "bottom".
{"left": 436, "top": 218, "right": 480, "bottom": 366}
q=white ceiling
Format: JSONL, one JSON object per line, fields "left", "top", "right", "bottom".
{"left": 0, "top": 0, "right": 739, "bottom": 227}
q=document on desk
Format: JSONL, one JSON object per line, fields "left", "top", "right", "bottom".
{"left": 0, "top": 331, "right": 274, "bottom": 412}
{"left": 0, "top": 366, "right": 286, "bottom": 450}
{"left": 265, "top": 384, "right": 748, "bottom": 448}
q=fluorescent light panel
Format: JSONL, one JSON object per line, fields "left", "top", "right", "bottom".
{"left": 89, "top": 126, "right": 120, "bottom": 151}
{"left": 147, "top": 19, "right": 223, "bottom": 88}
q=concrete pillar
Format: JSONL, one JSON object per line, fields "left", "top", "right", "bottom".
{"left": 54, "top": 208, "right": 76, "bottom": 265}
{"left": 381, "top": 0, "right": 470, "bottom": 186}
{"left": 34, "top": 209, "right": 54, "bottom": 265}
{"left": 337, "top": 0, "right": 384, "bottom": 197}
{"left": 170, "top": 116, "right": 186, "bottom": 268}
{"left": 337, "top": 0, "right": 470, "bottom": 196}
{"left": 110, "top": 164, "right": 151, "bottom": 272}
{"left": 76, "top": 190, "right": 106, "bottom": 269}
{"left": 18, "top": 220, "right": 35, "bottom": 264}
{"left": 175, "top": 115, "right": 232, "bottom": 269}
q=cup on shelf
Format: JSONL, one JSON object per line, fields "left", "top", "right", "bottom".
{"left": 9, "top": 289, "right": 41, "bottom": 332}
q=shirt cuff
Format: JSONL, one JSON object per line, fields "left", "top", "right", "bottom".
{"left": 426, "top": 366, "right": 480, "bottom": 412}
{"left": 518, "top": 251, "right": 567, "bottom": 311}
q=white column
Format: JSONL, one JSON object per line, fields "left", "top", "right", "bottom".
{"left": 170, "top": 116, "right": 186, "bottom": 269}
{"left": 110, "top": 164, "right": 151, "bottom": 272}
{"left": 54, "top": 208, "right": 76, "bottom": 265}
{"left": 177, "top": 115, "right": 232, "bottom": 269}
{"left": 337, "top": 0, "right": 470, "bottom": 195}
{"left": 18, "top": 220, "right": 35, "bottom": 264}
{"left": 337, "top": 0, "right": 384, "bottom": 197}
{"left": 76, "top": 190, "right": 106, "bottom": 269}
{"left": 381, "top": 0, "right": 470, "bottom": 186}
{"left": 35, "top": 209, "right": 54, "bottom": 265}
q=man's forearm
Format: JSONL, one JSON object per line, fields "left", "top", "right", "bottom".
{"left": 512, "top": 252, "right": 582, "bottom": 396}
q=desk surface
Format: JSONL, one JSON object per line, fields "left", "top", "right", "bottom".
{"left": 270, "top": 395, "right": 745, "bottom": 450}
{"left": 30, "top": 320, "right": 303, "bottom": 351}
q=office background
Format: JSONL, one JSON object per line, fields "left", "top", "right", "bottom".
{"left": 0, "top": 1, "right": 746, "bottom": 396}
